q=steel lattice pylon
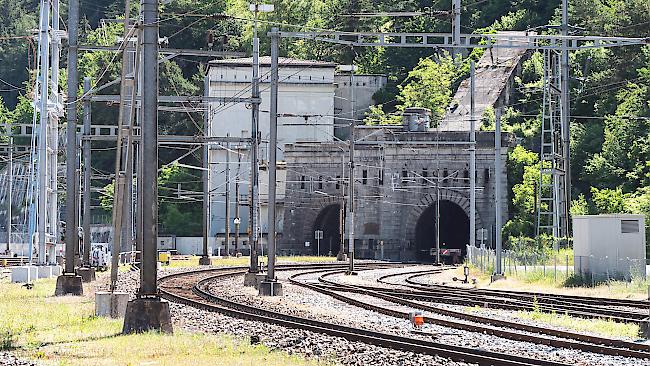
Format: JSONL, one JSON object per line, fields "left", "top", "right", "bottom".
{"left": 28, "top": 0, "right": 64, "bottom": 265}
{"left": 537, "top": 49, "right": 569, "bottom": 244}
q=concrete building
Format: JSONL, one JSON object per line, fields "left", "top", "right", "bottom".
{"left": 573, "top": 214, "right": 647, "bottom": 280}
{"left": 206, "top": 57, "right": 336, "bottom": 253}
{"left": 281, "top": 125, "right": 514, "bottom": 261}
{"left": 334, "top": 71, "right": 387, "bottom": 140}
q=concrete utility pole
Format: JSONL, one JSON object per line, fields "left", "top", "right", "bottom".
{"left": 494, "top": 109, "right": 503, "bottom": 277}
{"left": 82, "top": 78, "right": 92, "bottom": 266}
{"left": 561, "top": 0, "right": 572, "bottom": 236}
{"left": 259, "top": 28, "right": 282, "bottom": 296}
{"left": 55, "top": 0, "right": 83, "bottom": 296}
{"left": 110, "top": 0, "right": 137, "bottom": 291}
{"left": 123, "top": 0, "right": 172, "bottom": 334}
{"left": 224, "top": 136, "right": 231, "bottom": 256}
{"left": 5, "top": 124, "right": 12, "bottom": 255}
{"left": 346, "top": 61, "right": 357, "bottom": 275}
{"left": 469, "top": 61, "right": 476, "bottom": 249}
{"left": 244, "top": 3, "right": 272, "bottom": 285}
{"left": 234, "top": 148, "right": 241, "bottom": 255}
{"left": 435, "top": 111, "right": 441, "bottom": 265}
{"left": 247, "top": 4, "right": 262, "bottom": 281}
{"left": 200, "top": 76, "right": 211, "bottom": 265}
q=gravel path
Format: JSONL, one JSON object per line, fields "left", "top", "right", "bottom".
{"left": 0, "top": 352, "right": 35, "bottom": 366}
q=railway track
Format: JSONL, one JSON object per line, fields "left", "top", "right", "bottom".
{"left": 158, "top": 263, "right": 573, "bottom": 366}
{"left": 375, "top": 269, "right": 649, "bottom": 324}
{"left": 292, "top": 267, "right": 650, "bottom": 359}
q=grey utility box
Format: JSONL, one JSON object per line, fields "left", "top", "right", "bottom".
{"left": 573, "top": 214, "right": 646, "bottom": 281}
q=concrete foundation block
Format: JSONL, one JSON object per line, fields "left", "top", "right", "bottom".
{"left": 54, "top": 275, "right": 84, "bottom": 296}
{"left": 244, "top": 271, "right": 265, "bottom": 287}
{"left": 95, "top": 291, "right": 130, "bottom": 318}
{"left": 122, "top": 297, "right": 173, "bottom": 334}
{"left": 490, "top": 273, "right": 506, "bottom": 283}
{"left": 38, "top": 266, "right": 53, "bottom": 279}
{"left": 198, "top": 256, "right": 211, "bottom": 266}
{"left": 258, "top": 280, "right": 283, "bottom": 296}
{"left": 76, "top": 267, "right": 96, "bottom": 283}
{"left": 50, "top": 265, "right": 63, "bottom": 277}
{"left": 11, "top": 266, "right": 37, "bottom": 283}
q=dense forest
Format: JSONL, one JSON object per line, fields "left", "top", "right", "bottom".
{"left": 0, "top": 0, "right": 649, "bottom": 245}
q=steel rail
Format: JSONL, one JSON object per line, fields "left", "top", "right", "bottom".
{"left": 158, "top": 264, "right": 569, "bottom": 366}
{"left": 301, "top": 269, "right": 650, "bottom": 358}
{"left": 403, "top": 270, "right": 650, "bottom": 309}
{"left": 374, "top": 270, "right": 647, "bottom": 323}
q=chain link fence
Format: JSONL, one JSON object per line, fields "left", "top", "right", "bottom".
{"left": 466, "top": 244, "right": 647, "bottom": 285}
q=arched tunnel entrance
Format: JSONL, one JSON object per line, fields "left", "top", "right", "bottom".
{"left": 415, "top": 200, "right": 469, "bottom": 263}
{"left": 312, "top": 204, "right": 341, "bottom": 256}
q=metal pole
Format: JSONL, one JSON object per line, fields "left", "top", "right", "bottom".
{"left": 5, "top": 124, "right": 12, "bottom": 254}
{"left": 234, "top": 148, "right": 241, "bottom": 254}
{"left": 435, "top": 107, "right": 441, "bottom": 265}
{"left": 82, "top": 78, "right": 92, "bottom": 265}
{"left": 201, "top": 76, "right": 210, "bottom": 261}
{"left": 347, "top": 59, "right": 356, "bottom": 274}
{"left": 140, "top": 0, "right": 158, "bottom": 295}
{"left": 266, "top": 28, "right": 279, "bottom": 281}
{"left": 561, "top": 0, "right": 571, "bottom": 237}
{"left": 49, "top": 0, "right": 61, "bottom": 265}
{"left": 469, "top": 60, "right": 476, "bottom": 250}
{"left": 495, "top": 108, "right": 503, "bottom": 275}
{"left": 224, "top": 136, "right": 231, "bottom": 256}
{"left": 37, "top": 0, "right": 51, "bottom": 265}
{"left": 248, "top": 9, "right": 261, "bottom": 274}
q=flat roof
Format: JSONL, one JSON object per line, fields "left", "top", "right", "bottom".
{"left": 209, "top": 56, "right": 337, "bottom": 68}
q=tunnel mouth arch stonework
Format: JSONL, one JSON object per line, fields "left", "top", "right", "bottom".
{"left": 415, "top": 199, "right": 470, "bottom": 262}
{"left": 311, "top": 203, "right": 342, "bottom": 256}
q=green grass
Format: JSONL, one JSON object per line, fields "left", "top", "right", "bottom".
{"left": 513, "top": 303, "right": 640, "bottom": 339}
{"left": 464, "top": 301, "right": 640, "bottom": 339}
{"left": 465, "top": 257, "right": 649, "bottom": 300}
{"left": 0, "top": 278, "right": 327, "bottom": 365}
{"left": 167, "top": 255, "right": 338, "bottom": 268}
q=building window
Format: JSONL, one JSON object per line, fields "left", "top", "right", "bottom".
{"left": 301, "top": 176, "right": 305, "bottom": 189}
{"left": 362, "top": 170, "right": 368, "bottom": 185}
{"left": 621, "top": 220, "right": 639, "bottom": 233}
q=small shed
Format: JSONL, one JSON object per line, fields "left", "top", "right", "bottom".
{"left": 573, "top": 214, "right": 646, "bottom": 281}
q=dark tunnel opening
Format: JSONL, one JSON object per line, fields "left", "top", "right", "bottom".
{"left": 415, "top": 200, "right": 470, "bottom": 263}
{"left": 311, "top": 204, "right": 341, "bottom": 256}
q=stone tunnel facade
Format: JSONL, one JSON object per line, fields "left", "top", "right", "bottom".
{"left": 280, "top": 126, "right": 513, "bottom": 261}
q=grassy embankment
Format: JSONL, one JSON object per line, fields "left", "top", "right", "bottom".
{"left": 451, "top": 250, "right": 646, "bottom": 339}
{"left": 0, "top": 275, "right": 328, "bottom": 366}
